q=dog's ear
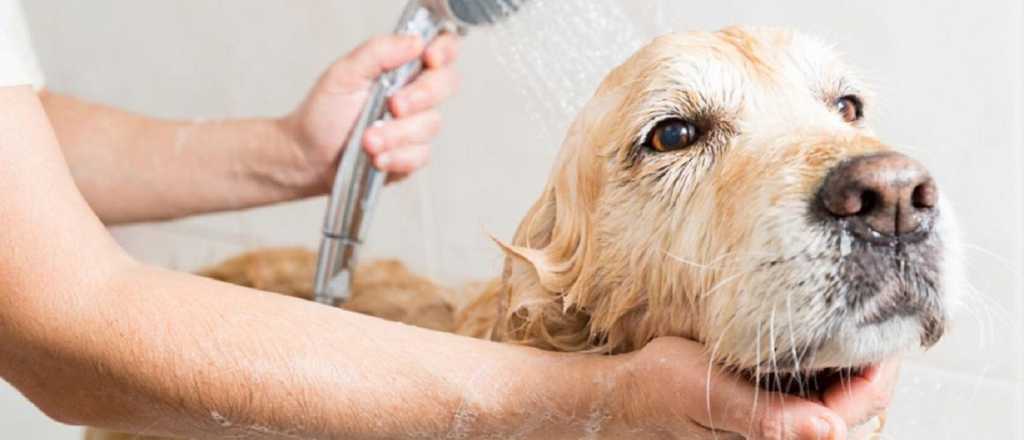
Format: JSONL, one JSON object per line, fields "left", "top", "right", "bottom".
{"left": 490, "top": 118, "right": 608, "bottom": 351}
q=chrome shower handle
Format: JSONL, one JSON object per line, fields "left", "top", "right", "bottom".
{"left": 313, "top": 2, "right": 447, "bottom": 305}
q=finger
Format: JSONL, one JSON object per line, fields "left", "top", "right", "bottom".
{"left": 697, "top": 373, "right": 847, "bottom": 440}
{"left": 374, "top": 144, "right": 430, "bottom": 175}
{"left": 337, "top": 35, "right": 425, "bottom": 83}
{"left": 363, "top": 111, "right": 442, "bottom": 155}
{"left": 424, "top": 33, "right": 461, "bottom": 68}
{"left": 388, "top": 66, "right": 460, "bottom": 117}
{"left": 823, "top": 361, "right": 901, "bottom": 427}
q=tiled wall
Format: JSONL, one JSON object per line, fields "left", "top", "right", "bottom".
{"left": 2, "top": 0, "right": 1021, "bottom": 438}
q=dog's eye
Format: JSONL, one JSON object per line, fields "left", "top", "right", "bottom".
{"left": 835, "top": 95, "right": 864, "bottom": 123}
{"left": 646, "top": 119, "right": 700, "bottom": 152}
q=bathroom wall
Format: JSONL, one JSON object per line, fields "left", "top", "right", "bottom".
{"left": 2, "top": 0, "right": 1021, "bottom": 438}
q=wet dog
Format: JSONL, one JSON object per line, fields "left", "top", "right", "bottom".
{"left": 87, "top": 27, "right": 963, "bottom": 439}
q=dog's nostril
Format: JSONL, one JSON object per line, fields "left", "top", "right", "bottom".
{"left": 858, "top": 189, "right": 881, "bottom": 216}
{"left": 912, "top": 179, "right": 938, "bottom": 209}
{"left": 819, "top": 152, "right": 938, "bottom": 241}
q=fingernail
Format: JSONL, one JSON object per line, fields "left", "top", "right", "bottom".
{"left": 808, "top": 417, "right": 834, "bottom": 440}
{"left": 366, "top": 134, "right": 383, "bottom": 152}
{"left": 377, "top": 154, "right": 391, "bottom": 168}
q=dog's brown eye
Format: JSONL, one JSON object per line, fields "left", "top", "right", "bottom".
{"left": 836, "top": 95, "right": 863, "bottom": 123}
{"left": 647, "top": 119, "right": 700, "bottom": 152}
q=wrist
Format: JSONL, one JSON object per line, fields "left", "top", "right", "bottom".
{"left": 265, "top": 115, "right": 332, "bottom": 198}
{"left": 569, "top": 351, "right": 672, "bottom": 439}
{"left": 487, "top": 350, "right": 620, "bottom": 439}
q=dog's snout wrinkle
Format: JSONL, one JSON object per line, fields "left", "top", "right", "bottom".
{"left": 819, "top": 152, "right": 938, "bottom": 243}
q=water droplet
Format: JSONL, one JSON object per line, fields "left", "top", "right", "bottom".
{"left": 840, "top": 231, "right": 853, "bottom": 257}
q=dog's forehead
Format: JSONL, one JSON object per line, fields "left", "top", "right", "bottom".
{"left": 611, "top": 27, "right": 855, "bottom": 106}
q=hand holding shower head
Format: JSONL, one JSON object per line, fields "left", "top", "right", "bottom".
{"left": 314, "top": 0, "right": 529, "bottom": 305}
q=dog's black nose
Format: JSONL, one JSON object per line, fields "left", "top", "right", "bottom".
{"left": 819, "top": 152, "right": 938, "bottom": 242}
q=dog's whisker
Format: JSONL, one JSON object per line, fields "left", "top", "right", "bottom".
{"left": 699, "top": 267, "right": 764, "bottom": 301}
{"left": 662, "top": 249, "right": 780, "bottom": 272}
{"left": 960, "top": 242, "right": 1015, "bottom": 270}
{"left": 748, "top": 321, "right": 764, "bottom": 436}
{"left": 704, "top": 312, "right": 743, "bottom": 436}
{"left": 784, "top": 290, "right": 807, "bottom": 396}
{"left": 957, "top": 280, "right": 1008, "bottom": 354}
{"left": 767, "top": 307, "right": 784, "bottom": 396}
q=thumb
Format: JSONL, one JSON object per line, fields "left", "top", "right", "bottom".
{"left": 741, "top": 397, "right": 848, "bottom": 440}
{"left": 336, "top": 35, "right": 425, "bottom": 83}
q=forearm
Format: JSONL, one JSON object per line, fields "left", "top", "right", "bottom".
{"left": 0, "top": 86, "right": 593, "bottom": 439}
{"left": 41, "top": 92, "right": 322, "bottom": 224}
{"left": 4, "top": 260, "right": 594, "bottom": 439}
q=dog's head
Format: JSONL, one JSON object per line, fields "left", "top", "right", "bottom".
{"left": 494, "top": 27, "right": 965, "bottom": 381}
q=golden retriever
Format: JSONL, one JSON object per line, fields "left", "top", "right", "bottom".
{"left": 87, "top": 27, "right": 963, "bottom": 439}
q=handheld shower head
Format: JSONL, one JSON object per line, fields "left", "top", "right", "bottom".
{"left": 313, "top": 0, "right": 532, "bottom": 305}
{"left": 426, "top": 0, "right": 526, "bottom": 27}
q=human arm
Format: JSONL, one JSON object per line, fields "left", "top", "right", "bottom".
{"left": 1, "top": 83, "right": 593, "bottom": 439}
{"left": 41, "top": 34, "right": 459, "bottom": 225}
{"left": 4, "top": 81, "right": 603, "bottom": 440}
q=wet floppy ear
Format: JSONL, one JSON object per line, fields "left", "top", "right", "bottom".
{"left": 490, "top": 121, "right": 605, "bottom": 350}
{"left": 501, "top": 122, "right": 602, "bottom": 300}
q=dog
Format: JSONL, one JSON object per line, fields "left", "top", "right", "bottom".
{"left": 86, "top": 26, "right": 964, "bottom": 439}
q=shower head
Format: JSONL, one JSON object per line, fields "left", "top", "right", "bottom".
{"left": 426, "top": 0, "right": 527, "bottom": 27}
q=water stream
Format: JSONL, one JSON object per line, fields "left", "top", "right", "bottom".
{"left": 480, "top": 0, "right": 647, "bottom": 145}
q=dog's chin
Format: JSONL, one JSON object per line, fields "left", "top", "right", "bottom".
{"left": 745, "top": 281, "right": 953, "bottom": 397}
{"left": 738, "top": 318, "right": 920, "bottom": 397}
{"left": 814, "top": 315, "right": 929, "bottom": 367}
{"left": 733, "top": 319, "right": 917, "bottom": 399}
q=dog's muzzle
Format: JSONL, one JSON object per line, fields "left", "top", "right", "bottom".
{"left": 812, "top": 151, "right": 947, "bottom": 346}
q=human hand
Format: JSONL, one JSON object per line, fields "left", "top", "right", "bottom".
{"left": 282, "top": 33, "right": 460, "bottom": 190}
{"left": 822, "top": 360, "right": 900, "bottom": 439}
{"left": 592, "top": 338, "right": 898, "bottom": 439}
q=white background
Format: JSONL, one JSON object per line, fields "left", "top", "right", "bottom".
{"left": 1, "top": 1, "right": 1021, "bottom": 438}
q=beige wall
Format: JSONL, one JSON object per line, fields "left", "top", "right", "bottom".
{"left": 2, "top": 0, "right": 1021, "bottom": 438}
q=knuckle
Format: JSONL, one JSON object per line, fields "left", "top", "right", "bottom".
{"left": 351, "top": 35, "right": 390, "bottom": 61}
{"left": 366, "top": 35, "right": 392, "bottom": 50}
{"left": 415, "top": 82, "right": 436, "bottom": 101}
{"left": 417, "top": 147, "right": 432, "bottom": 167}
{"left": 425, "top": 111, "right": 443, "bottom": 127}
{"left": 326, "top": 58, "right": 349, "bottom": 78}
{"left": 433, "top": 69, "right": 455, "bottom": 90}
